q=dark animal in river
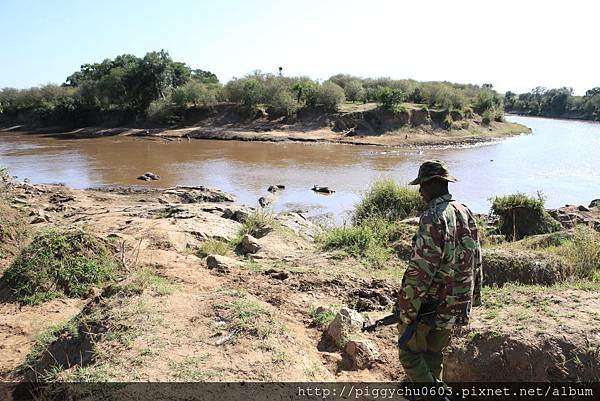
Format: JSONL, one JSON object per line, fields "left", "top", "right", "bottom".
{"left": 312, "top": 185, "right": 335, "bottom": 194}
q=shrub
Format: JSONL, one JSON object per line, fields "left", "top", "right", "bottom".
{"left": 490, "top": 193, "right": 562, "bottom": 241}
{"left": 377, "top": 87, "right": 405, "bottom": 111}
{"left": 482, "top": 109, "right": 493, "bottom": 125}
{"left": 266, "top": 88, "right": 299, "bottom": 117}
{"left": 318, "top": 82, "right": 345, "bottom": 111}
{"left": 1, "top": 228, "right": 118, "bottom": 304}
{"left": 354, "top": 179, "right": 423, "bottom": 224}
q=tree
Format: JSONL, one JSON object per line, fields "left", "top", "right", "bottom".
{"left": 345, "top": 80, "right": 366, "bottom": 102}
{"left": 191, "top": 69, "right": 219, "bottom": 84}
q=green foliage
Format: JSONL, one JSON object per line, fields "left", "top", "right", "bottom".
{"left": 308, "top": 306, "right": 336, "bottom": 329}
{"left": 123, "top": 270, "right": 177, "bottom": 296}
{"left": 354, "top": 178, "right": 423, "bottom": 224}
{"left": 0, "top": 51, "right": 220, "bottom": 125}
{"left": 318, "top": 179, "right": 421, "bottom": 267}
{"left": 344, "top": 80, "right": 366, "bottom": 102}
{"left": 490, "top": 193, "right": 562, "bottom": 241}
{"left": 558, "top": 226, "right": 600, "bottom": 280}
{"left": 231, "top": 210, "right": 277, "bottom": 248}
{"left": 197, "top": 238, "right": 232, "bottom": 258}
{"left": 318, "top": 81, "right": 345, "bottom": 111}
{"left": 317, "top": 221, "right": 392, "bottom": 267}
{"left": 377, "top": 87, "right": 405, "bottom": 111}
{"left": 213, "top": 293, "right": 276, "bottom": 340}
{"left": 1, "top": 227, "right": 118, "bottom": 304}
{"left": 504, "top": 86, "right": 600, "bottom": 120}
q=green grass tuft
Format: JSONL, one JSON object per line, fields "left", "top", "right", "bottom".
{"left": 196, "top": 238, "right": 233, "bottom": 258}
{"left": 353, "top": 178, "right": 422, "bottom": 224}
{"left": 1, "top": 227, "right": 119, "bottom": 304}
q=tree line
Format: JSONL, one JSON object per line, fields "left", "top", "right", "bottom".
{"left": 504, "top": 87, "right": 600, "bottom": 120}
{"left": 0, "top": 50, "right": 504, "bottom": 127}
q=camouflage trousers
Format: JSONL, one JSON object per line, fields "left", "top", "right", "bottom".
{"left": 398, "top": 322, "right": 451, "bottom": 383}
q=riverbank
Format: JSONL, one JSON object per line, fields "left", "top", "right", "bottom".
{"left": 0, "top": 175, "right": 598, "bottom": 392}
{"left": 1, "top": 103, "right": 531, "bottom": 148}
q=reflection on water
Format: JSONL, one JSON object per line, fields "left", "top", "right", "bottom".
{"left": 0, "top": 115, "right": 598, "bottom": 221}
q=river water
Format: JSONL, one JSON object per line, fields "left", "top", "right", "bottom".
{"left": 0, "top": 115, "right": 598, "bottom": 222}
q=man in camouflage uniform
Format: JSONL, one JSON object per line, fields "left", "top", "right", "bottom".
{"left": 398, "top": 160, "right": 483, "bottom": 384}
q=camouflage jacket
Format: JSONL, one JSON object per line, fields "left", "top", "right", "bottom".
{"left": 398, "top": 194, "right": 483, "bottom": 329}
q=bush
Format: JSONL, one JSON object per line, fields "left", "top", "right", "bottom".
{"left": 354, "top": 179, "right": 423, "bottom": 224}
{"left": 266, "top": 87, "right": 299, "bottom": 117}
{"left": 482, "top": 109, "right": 493, "bottom": 125}
{"left": 377, "top": 87, "right": 405, "bottom": 111}
{"left": 318, "top": 82, "right": 345, "bottom": 111}
{"left": 1, "top": 228, "right": 118, "bottom": 304}
{"left": 490, "top": 193, "right": 562, "bottom": 241}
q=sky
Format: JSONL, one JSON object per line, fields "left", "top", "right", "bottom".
{"left": 0, "top": 0, "right": 598, "bottom": 94}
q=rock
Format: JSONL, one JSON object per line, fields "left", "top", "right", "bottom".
{"left": 578, "top": 205, "right": 591, "bottom": 212}
{"left": 206, "top": 255, "right": 242, "bottom": 273}
{"left": 345, "top": 339, "right": 379, "bottom": 369}
{"left": 240, "top": 234, "right": 261, "bottom": 254}
{"left": 30, "top": 211, "right": 51, "bottom": 224}
{"left": 264, "top": 269, "right": 289, "bottom": 280}
{"left": 137, "top": 175, "right": 151, "bottom": 181}
{"left": 589, "top": 199, "right": 600, "bottom": 208}
{"left": 315, "top": 305, "right": 334, "bottom": 316}
{"left": 252, "top": 225, "right": 274, "bottom": 238}
{"left": 326, "top": 308, "right": 365, "bottom": 348}
{"left": 232, "top": 210, "right": 249, "bottom": 223}
{"left": 163, "top": 186, "right": 234, "bottom": 203}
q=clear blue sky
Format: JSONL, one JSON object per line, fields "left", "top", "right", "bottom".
{"left": 1, "top": 0, "right": 598, "bottom": 94}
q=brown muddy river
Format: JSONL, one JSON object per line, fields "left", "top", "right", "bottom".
{"left": 1, "top": 116, "right": 598, "bottom": 222}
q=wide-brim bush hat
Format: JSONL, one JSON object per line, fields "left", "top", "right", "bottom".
{"left": 409, "top": 159, "right": 459, "bottom": 185}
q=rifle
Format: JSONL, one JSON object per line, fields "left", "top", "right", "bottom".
{"left": 361, "top": 302, "right": 439, "bottom": 343}
{"left": 362, "top": 308, "right": 400, "bottom": 332}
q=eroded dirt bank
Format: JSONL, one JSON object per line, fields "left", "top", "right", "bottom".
{"left": 1, "top": 104, "right": 530, "bottom": 148}
{"left": 0, "top": 180, "right": 598, "bottom": 390}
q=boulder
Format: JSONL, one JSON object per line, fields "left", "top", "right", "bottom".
{"left": 232, "top": 210, "right": 249, "bottom": 223}
{"left": 578, "top": 205, "right": 591, "bottom": 212}
{"left": 206, "top": 255, "right": 242, "bottom": 273}
{"left": 240, "top": 234, "right": 261, "bottom": 254}
{"left": 252, "top": 225, "right": 274, "bottom": 238}
{"left": 589, "top": 199, "right": 600, "bottom": 208}
{"left": 326, "top": 308, "right": 365, "bottom": 348}
{"left": 345, "top": 339, "right": 380, "bottom": 369}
